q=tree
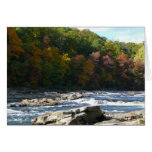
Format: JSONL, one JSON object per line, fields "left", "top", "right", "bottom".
{"left": 7, "top": 27, "right": 145, "bottom": 90}
{"left": 78, "top": 59, "right": 95, "bottom": 88}
{"left": 132, "top": 60, "right": 144, "bottom": 89}
{"left": 104, "top": 41, "right": 121, "bottom": 58}
{"left": 116, "top": 53, "right": 135, "bottom": 89}
{"left": 134, "top": 45, "right": 145, "bottom": 63}
{"left": 7, "top": 28, "right": 24, "bottom": 86}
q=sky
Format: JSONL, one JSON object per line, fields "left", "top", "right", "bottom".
{"left": 78, "top": 27, "right": 145, "bottom": 43}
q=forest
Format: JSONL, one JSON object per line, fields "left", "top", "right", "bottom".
{"left": 7, "top": 27, "right": 145, "bottom": 90}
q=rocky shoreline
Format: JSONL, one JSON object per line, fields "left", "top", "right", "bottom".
{"left": 7, "top": 89, "right": 90, "bottom": 107}
{"left": 95, "top": 110, "right": 145, "bottom": 125}
{"left": 7, "top": 98, "right": 62, "bottom": 107}
{"left": 7, "top": 88, "right": 143, "bottom": 102}
{"left": 31, "top": 106, "right": 144, "bottom": 126}
{"left": 31, "top": 106, "right": 105, "bottom": 125}
{"left": 7, "top": 88, "right": 91, "bottom": 102}
{"left": 7, "top": 88, "right": 145, "bottom": 125}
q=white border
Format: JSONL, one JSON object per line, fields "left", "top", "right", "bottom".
{"left": 1, "top": 0, "right": 152, "bottom": 152}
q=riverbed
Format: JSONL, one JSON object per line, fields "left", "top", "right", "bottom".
{"left": 7, "top": 91, "right": 144, "bottom": 125}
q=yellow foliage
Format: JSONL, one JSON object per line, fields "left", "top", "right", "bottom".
{"left": 42, "top": 47, "right": 60, "bottom": 61}
{"left": 78, "top": 59, "right": 95, "bottom": 87}
{"left": 61, "top": 53, "right": 71, "bottom": 62}
{"left": 60, "top": 53, "right": 71, "bottom": 77}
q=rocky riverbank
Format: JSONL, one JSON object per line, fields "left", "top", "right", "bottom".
{"left": 31, "top": 106, "right": 105, "bottom": 125}
{"left": 31, "top": 106, "right": 144, "bottom": 125}
{"left": 7, "top": 88, "right": 144, "bottom": 125}
{"left": 7, "top": 98, "right": 62, "bottom": 107}
{"left": 7, "top": 88, "right": 91, "bottom": 101}
{"left": 7, "top": 88, "right": 90, "bottom": 107}
{"left": 7, "top": 88, "right": 143, "bottom": 102}
{"left": 95, "top": 110, "right": 145, "bottom": 125}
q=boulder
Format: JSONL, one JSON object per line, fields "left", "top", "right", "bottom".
{"left": 31, "top": 106, "right": 105, "bottom": 125}
{"left": 95, "top": 111, "right": 145, "bottom": 126}
{"left": 7, "top": 98, "right": 62, "bottom": 107}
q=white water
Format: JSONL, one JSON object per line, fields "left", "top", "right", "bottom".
{"left": 7, "top": 91, "right": 144, "bottom": 125}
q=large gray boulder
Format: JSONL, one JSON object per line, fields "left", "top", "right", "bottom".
{"left": 31, "top": 106, "right": 105, "bottom": 125}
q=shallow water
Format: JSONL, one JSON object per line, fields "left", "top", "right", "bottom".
{"left": 7, "top": 91, "right": 145, "bottom": 125}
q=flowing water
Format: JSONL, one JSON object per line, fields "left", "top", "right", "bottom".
{"left": 7, "top": 91, "right": 144, "bottom": 125}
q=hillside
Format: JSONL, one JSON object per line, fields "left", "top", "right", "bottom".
{"left": 7, "top": 27, "right": 145, "bottom": 90}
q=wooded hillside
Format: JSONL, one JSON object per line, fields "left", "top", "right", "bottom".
{"left": 7, "top": 27, "right": 145, "bottom": 90}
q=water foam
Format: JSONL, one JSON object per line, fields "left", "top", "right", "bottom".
{"left": 7, "top": 91, "right": 145, "bottom": 125}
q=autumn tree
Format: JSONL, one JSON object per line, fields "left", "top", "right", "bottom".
{"left": 134, "top": 45, "right": 145, "bottom": 63}
{"left": 99, "top": 52, "right": 116, "bottom": 88}
{"left": 7, "top": 28, "right": 24, "bottom": 86}
{"left": 7, "top": 27, "right": 145, "bottom": 90}
{"left": 104, "top": 41, "right": 121, "bottom": 58}
{"left": 116, "top": 53, "right": 135, "bottom": 89}
{"left": 78, "top": 59, "right": 95, "bottom": 88}
{"left": 132, "top": 60, "right": 144, "bottom": 90}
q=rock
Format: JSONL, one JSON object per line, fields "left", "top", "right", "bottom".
{"left": 106, "top": 110, "right": 144, "bottom": 121}
{"left": 7, "top": 98, "right": 62, "bottom": 107}
{"left": 31, "top": 106, "right": 105, "bottom": 125}
{"left": 61, "top": 92, "right": 90, "bottom": 100}
{"left": 95, "top": 111, "right": 145, "bottom": 126}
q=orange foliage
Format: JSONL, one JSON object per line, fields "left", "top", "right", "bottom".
{"left": 7, "top": 28, "right": 22, "bottom": 45}
{"left": 7, "top": 28, "right": 24, "bottom": 59}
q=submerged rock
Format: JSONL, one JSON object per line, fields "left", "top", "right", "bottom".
{"left": 31, "top": 106, "right": 105, "bottom": 125}
{"left": 7, "top": 98, "right": 62, "bottom": 107}
{"left": 95, "top": 111, "right": 145, "bottom": 126}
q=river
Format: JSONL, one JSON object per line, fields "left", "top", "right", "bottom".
{"left": 7, "top": 91, "right": 144, "bottom": 125}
